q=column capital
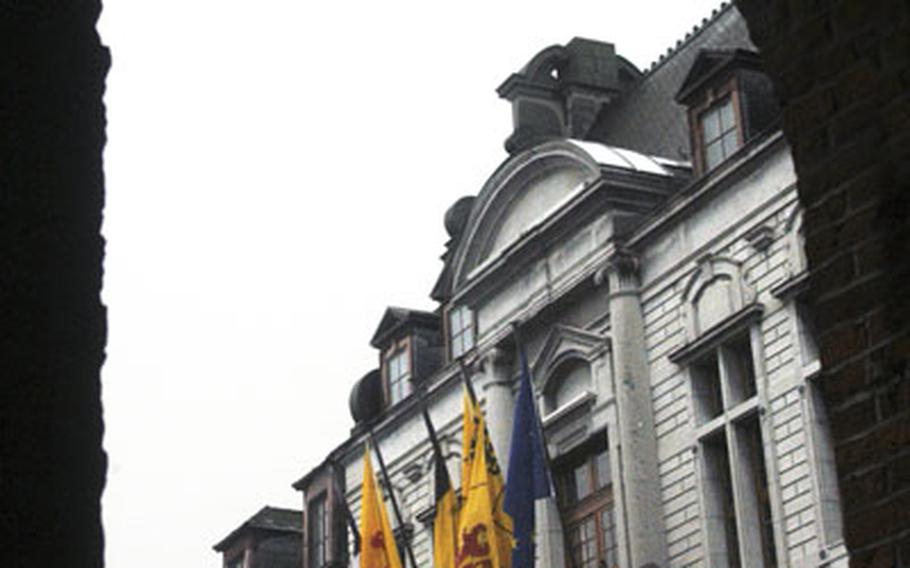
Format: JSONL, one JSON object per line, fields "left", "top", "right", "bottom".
{"left": 594, "top": 249, "right": 641, "bottom": 292}
{"left": 480, "top": 347, "right": 513, "bottom": 387}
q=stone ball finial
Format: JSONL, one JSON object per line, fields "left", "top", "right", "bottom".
{"left": 444, "top": 196, "right": 476, "bottom": 238}
{"left": 349, "top": 369, "right": 382, "bottom": 425}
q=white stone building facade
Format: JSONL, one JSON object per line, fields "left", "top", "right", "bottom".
{"left": 293, "top": 5, "right": 848, "bottom": 568}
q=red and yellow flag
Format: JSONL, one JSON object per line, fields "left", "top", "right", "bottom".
{"left": 359, "top": 444, "right": 402, "bottom": 568}
{"left": 460, "top": 386, "right": 478, "bottom": 495}
{"left": 457, "top": 390, "right": 513, "bottom": 568}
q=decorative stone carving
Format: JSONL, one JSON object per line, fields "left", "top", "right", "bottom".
{"left": 681, "top": 253, "right": 756, "bottom": 341}
{"left": 594, "top": 249, "right": 641, "bottom": 293}
{"left": 745, "top": 224, "right": 775, "bottom": 251}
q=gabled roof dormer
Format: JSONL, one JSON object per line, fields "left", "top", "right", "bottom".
{"left": 675, "top": 49, "right": 780, "bottom": 175}
{"left": 369, "top": 307, "right": 442, "bottom": 409}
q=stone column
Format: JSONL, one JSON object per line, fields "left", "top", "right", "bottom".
{"left": 479, "top": 347, "right": 515, "bottom": 474}
{"left": 536, "top": 495, "right": 567, "bottom": 568}
{"left": 596, "top": 251, "right": 667, "bottom": 568}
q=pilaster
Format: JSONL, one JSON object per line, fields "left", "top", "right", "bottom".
{"left": 596, "top": 250, "right": 667, "bottom": 568}
{"left": 478, "top": 347, "right": 516, "bottom": 475}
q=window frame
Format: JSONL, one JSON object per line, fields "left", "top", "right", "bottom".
{"left": 686, "top": 325, "right": 781, "bottom": 568}
{"left": 445, "top": 304, "right": 475, "bottom": 361}
{"left": 383, "top": 337, "right": 413, "bottom": 407}
{"left": 308, "top": 493, "right": 329, "bottom": 568}
{"left": 689, "top": 76, "right": 745, "bottom": 175}
{"left": 555, "top": 438, "right": 619, "bottom": 568}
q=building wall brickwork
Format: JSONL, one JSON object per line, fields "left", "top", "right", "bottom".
{"left": 0, "top": 1, "right": 109, "bottom": 565}
{"left": 737, "top": 0, "right": 910, "bottom": 566}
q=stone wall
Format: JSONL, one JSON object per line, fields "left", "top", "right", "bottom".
{"left": 737, "top": 1, "right": 910, "bottom": 566}
{"left": 0, "top": 1, "right": 109, "bottom": 565}
{"left": 638, "top": 140, "right": 847, "bottom": 566}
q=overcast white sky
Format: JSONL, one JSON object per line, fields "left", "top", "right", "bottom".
{"left": 98, "top": 1, "right": 727, "bottom": 566}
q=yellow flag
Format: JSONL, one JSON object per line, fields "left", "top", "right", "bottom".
{"left": 460, "top": 387, "right": 478, "bottom": 496}
{"left": 433, "top": 474, "right": 457, "bottom": 568}
{"left": 359, "top": 444, "right": 402, "bottom": 568}
{"left": 457, "top": 399, "right": 513, "bottom": 568}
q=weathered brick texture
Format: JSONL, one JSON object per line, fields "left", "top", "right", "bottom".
{"left": 737, "top": 0, "right": 910, "bottom": 564}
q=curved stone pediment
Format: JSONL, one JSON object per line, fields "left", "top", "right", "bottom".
{"left": 450, "top": 139, "right": 675, "bottom": 295}
{"left": 451, "top": 141, "right": 601, "bottom": 290}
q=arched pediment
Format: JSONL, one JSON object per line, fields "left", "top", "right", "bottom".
{"left": 532, "top": 324, "right": 608, "bottom": 390}
{"left": 531, "top": 324, "right": 609, "bottom": 415}
{"left": 451, "top": 140, "right": 602, "bottom": 289}
{"left": 682, "top": 254, "right": 756, "bottom": 340}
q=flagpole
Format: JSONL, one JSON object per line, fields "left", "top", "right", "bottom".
{"left": 418, "top": 390, "right": 444, "bottom": 455}
{"left": 366, "top": 428, "right": 420, "bottom": 568}
{"left": 456, "top": 357, "right": 478, "bottom": 402}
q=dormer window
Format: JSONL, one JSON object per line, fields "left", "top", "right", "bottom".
{"left": 700, "top": 96, "right": 741, "bottom": 171}
{"left": 370, "top": 307, "right": 442, "bottom": 409}
{"left": 385, "top": 341, "right": 412, "bottom": 405}
{"left": 447, "top": 305, "right": 474, "bottom": 360}
{"left": 675, "top": 49, "right": 779, "bottom": 176}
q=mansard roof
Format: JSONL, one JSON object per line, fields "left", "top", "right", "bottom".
{"left": 674, "top": 48, "right": 764, "bottom": 104}
{"left": 588, "top": 3, "right": 755, "bottom": 160}
{"left": 212, "top": 506, "right": 301, "bottom": 552}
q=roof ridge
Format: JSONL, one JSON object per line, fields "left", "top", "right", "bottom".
{"left": 641, "top": 1, "right": 734, "bottom": 76}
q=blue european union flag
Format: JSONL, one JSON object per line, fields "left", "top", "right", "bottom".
{"left": 504, "top": 346, "right": 552, "bottom": 568}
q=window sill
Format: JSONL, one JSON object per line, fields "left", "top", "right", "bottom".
{"left": 542, "top": 391, "right": 596, "bottom": 428}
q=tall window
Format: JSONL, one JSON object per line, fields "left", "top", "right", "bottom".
{"left": 227, "top": 555, "right": 244, "bottom": 568}
{"left": 448, "top": 305, "right": 474, "bottom": 359}
{"left": 691, "top": 332, "right": 777, "bottom": 568}
{"left": 556, "top": 438, "right": 618, "bottom": 568}
{"left": 386, "top": 347, "right": 411, "bottom": 405}
{"left": 309, "top": 495, "right": 328, "bottom": 568}
{"left": 700, "top": 97, "right": 741, "bottom": 171}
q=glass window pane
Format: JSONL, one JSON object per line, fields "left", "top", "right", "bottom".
{"left": 722, "top": 130, "right": 740, "bottom": 157}
{"left": 703, "top": 431, "right": 741, "bottom": 568}
{"left": 595, "top": 450, "right": 612, "bottom": 489}
{"left": 449, "top": 308, "right": 461, "bottom": 332}
{"left": 702, "top": 109, "right": 720, "bottom": 142}
{"left": 452, "top": 336, "right": 463, "bottom": 358}
{"left": 705, "top": 139, "right": 723, "bottom": 170}
{"left": 574, "top": 463, "right": 592, "bottom": 501}
{"left": 723, "top": 335, "right": 756, "bottom": 406}
{"left": 463, "top": 325, "right": 473, "bottom": 350}
{"left": 600, "top": 508, "right": 618, "bottom": 568}
{"left": 720, "top": 99, "right": 735, "bottom": 131}
{"left": 692, "top": 352, "right": 723, "bottom": 423}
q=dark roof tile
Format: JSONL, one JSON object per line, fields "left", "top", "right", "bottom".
{"left": 589, "top": 4, "right": 755, "bottom": 160}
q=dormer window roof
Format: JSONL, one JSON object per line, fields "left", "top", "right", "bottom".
{"left": 675, "top": 49, "right": 780, "bottom": 176}
{"left": 368, "top": 307, "right": 443, "bottom": 410}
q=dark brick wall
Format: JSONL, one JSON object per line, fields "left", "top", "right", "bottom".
{"left": 737, "top": 0, "right": 910, "bottom": 565}
{"left": 0, "top": 0, "right": 108, "bottom": 565}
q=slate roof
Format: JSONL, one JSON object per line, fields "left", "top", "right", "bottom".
{"left": 213, "top": 506, "right": 302, "bottom": 552}
{"left": 370, "top": 306, "right": 439, "bottom": 348}
{"left": 589, "top": 2, "right": 756, "bottom": 160}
